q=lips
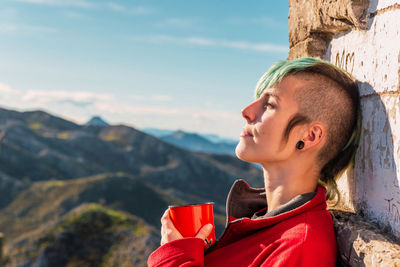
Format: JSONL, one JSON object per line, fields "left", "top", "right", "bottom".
{"left": 240, "top": 128, "right": 253, "bottom": 137}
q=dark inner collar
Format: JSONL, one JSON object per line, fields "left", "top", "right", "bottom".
{"left": 227, "top": 180, "right": 316, "bottom": 220}
{"left": 251, "top": 191, "right": 316, "bottom": 220}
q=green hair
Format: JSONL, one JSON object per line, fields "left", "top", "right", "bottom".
{"left": 254, "top": 57, "right": 361, "bottom": 204}
{"left": 255, "top": 57, "right": 345, "bottom": 98}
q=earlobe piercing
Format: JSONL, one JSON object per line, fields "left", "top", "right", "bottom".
{"left": 296, "top": 141, "right": 304, "bottom": 150}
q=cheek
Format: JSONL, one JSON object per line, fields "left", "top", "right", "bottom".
{"left": 256, "top": 119, "right": 286, "bottom": 147}
{"left": 255, "top": 120, "right": 274, "bottom": 141}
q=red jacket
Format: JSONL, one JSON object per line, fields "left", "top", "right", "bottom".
{"left": 148, "top": 180, "right": 337, "bottom": 267}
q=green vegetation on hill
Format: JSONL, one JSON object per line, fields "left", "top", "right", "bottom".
{"left": 0, "top": 173, "right": 185, "bottom": 242}
{"left": 2, "top": 203, "right": 158, "bottom": 267}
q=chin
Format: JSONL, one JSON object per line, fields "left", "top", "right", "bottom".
{"left": 235, "top": 143, "right": 257, "bottom": 163}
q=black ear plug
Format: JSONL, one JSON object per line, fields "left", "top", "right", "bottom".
{"left": 296, "top": 141, "right": 304, "bottom": 150}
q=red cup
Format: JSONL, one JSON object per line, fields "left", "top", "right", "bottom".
{"left": 169, "top": 202, "right": 216, "bottom": 247}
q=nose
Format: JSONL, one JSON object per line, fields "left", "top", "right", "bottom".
{"left": 241, "top": 100, "right": 257, "bottom": 123}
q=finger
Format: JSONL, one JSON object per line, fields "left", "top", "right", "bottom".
{"left": 161, "top": 209, "right": 172, "bottom": 233}
{"left": 160, "top": 209, "right": 169, "bottom": 224}
{"left": 161, "top": 209, "right": 178, "bottom": 232}
{"left": 160, "top": 209, "right": 170, "bottom": 245}
{"left": 195, "top": 224, "right": 214, "bottom": 240}
{"left": 160, "top": 209, "right": 183, "bottom": 245}
{"left": 164, "top": 214, "right": 182, "bottom": 238}
{"left": 161, "top": 227, "right": 181, "bottom": 245}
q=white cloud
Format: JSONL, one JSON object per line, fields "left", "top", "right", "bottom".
{"left": 152, "top": 94, "right": 172, "bottom": 102}
{"left": 23, "top": 24, "right": 57, "bottom": 33}
{"left": 64, "top": 11, "right": 88, "bottom": 19}
{"left": 220, "top": 40, "right": 288, "bottom": 53}
{"left": 130, "top": 95, "right": 145, "bottom": 101}
{"left": 228, "top": 16, "right": 285, "bottom": 28}
{"left": 21, "top": 90, "right": 113, "bottom": 106}
{"left": 130, "top": 94, "right": 173, "bottom": 102}
{"left": 128, "top": 34, "right": 288, "bottom": 53}
{"left": 0, "top": 83, "right": 22, "bottom": 104}
{"left": 0, "top": 23, "right": 57, "bottom": 34}
{"left": 0, "top": 83, "right": 19, "bottom": 94}
{"left": 13, "top": 0, "right": 94, "bottom": 8}
{"left": 94, "top": 102, "right": 180, "bottom": 116}
{"left": 185, "top": 37, "right": 216, "bottom": 46}
{"left": 107, "top": 2, "right": 155, "bottom": 15}
{"left": 14, "top": 0, "right": 155, "bottom": 15}
{"left": 155, "top": 18, "right": 202, "bottom": 29}
{"left": 108, "top": 2, "right": 124, "bottom": 12}
{"left": 0, "top": 23, "right": 18, "bottom": 33}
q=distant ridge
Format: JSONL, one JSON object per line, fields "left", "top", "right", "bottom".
{"left": 160, "top": 130, "right": 236, "bottom": 155}
{"left": 143, "top": 128, "right": 237, "bottom": 144}
{"left": 142, "top": 128, "right": 174, "bottom": 137}
{"left": 142, "top": 128, "right": 237, "bottom": 155}
{"left": 86, "top": 116, "right": 109, "bottom": 126}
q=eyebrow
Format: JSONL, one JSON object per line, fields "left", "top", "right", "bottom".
{"left": 261, "top": 91, "right": 280, "bottom": 102}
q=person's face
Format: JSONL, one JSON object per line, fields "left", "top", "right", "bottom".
{"left": 235, "top": 75, "right": 304, "bottom": 164}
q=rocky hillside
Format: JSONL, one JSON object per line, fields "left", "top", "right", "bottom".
{"left": 0, "top": 107, "right": 263, "bottom": 266}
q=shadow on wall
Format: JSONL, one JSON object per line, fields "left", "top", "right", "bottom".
{"left": 333, "top": 81, "right": 400, "bottom": 267}
{"left": 351, "top": 81, "right": 399, "bottom": 235}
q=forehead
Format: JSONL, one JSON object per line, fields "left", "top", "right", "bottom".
{"left": 262, "top": 75, "right": 308, "bottom": 103}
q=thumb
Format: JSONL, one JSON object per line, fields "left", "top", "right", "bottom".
{"left": 195, "top": 224, "right": 214, "bottom": 240}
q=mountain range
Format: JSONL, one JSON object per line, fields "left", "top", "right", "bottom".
{"left": 143, "top": 128, "right": 237, "bottom": 144}
{"left": 86, "top": 116, "right": 109, "bottom": 126}
{"left": 143, "top": 128, "right": 238, "bottom": 155}
{"left": 0, "top": 107, "right": 263, "bottom": 266}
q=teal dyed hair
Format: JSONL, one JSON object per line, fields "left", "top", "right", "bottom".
{"left": 254, "top": 57, "right": 361, "bottom": 204}
{"left": 255, "top": 57, "right": 342, "bottom": 99}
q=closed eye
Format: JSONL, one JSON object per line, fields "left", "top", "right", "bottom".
{"left": 262, "top": 95, "right": 276, "bottom": 110}
{"left": 264, "top": 103, "right": 276, "bottom": 110}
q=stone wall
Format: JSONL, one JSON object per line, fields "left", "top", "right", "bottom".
{"left": 332, "top": 210, "right": 400, "bottom": 266}
{"left": 288, "top": 0, "right": 369, "bottom": 59}
{"left": 289, "top": 0, "right": 400, "bottom": 265}
{"left": 327, "top": 0, "right": 400, "bottom": 238}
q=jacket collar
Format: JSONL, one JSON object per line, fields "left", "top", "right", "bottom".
{"left": 208, "top": 179, "right": 327, "bottom": 252}
{"left": 225, "top": 179, "right": 322, "bottom": 225}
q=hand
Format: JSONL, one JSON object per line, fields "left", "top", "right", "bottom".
{"left": 160, "top": 209, "right": 214, "bottom": 246}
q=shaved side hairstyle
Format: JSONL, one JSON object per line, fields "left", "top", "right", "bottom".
{"left": 254, "top": 57, "right": 361, "bottom": 203}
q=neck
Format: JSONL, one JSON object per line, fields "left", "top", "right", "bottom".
{"left": 261, "top": 160, "right": 319, "bottom": 213}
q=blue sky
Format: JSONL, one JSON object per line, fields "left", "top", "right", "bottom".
{"left": 0, "top": 0, "right": 289, "bottom": 139}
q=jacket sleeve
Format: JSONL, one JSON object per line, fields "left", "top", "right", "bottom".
{"left": 147, "top": 237, "right": 205, "bottom": 267}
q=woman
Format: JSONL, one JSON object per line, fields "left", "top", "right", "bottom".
{"left": 148, "top": 57, "right": 361, "bottom": 266}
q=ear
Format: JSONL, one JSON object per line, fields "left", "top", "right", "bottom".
{"left": 301, "top": 123, "right": 325, "bottom": 151}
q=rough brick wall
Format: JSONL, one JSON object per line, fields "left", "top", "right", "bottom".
{"left": 289, "top": 0, "right": 400, "bottom": 265}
